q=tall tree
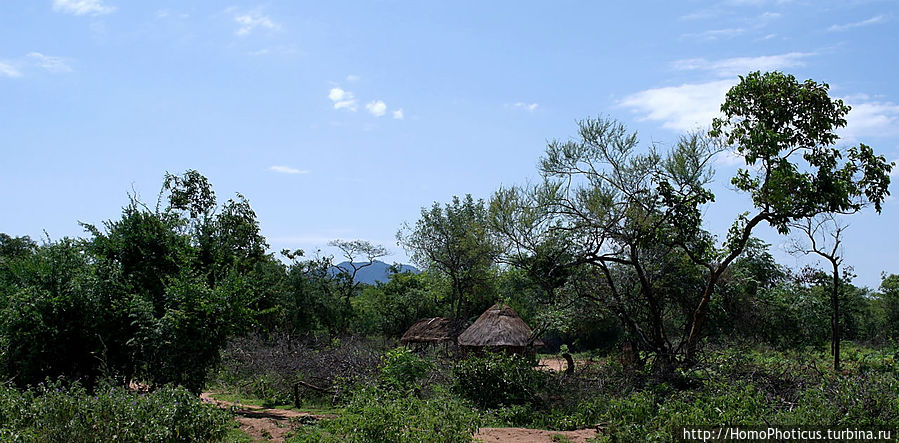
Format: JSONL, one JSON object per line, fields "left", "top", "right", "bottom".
{"left": 328, "top": 239, "right": 388, "bottom": 331}
{"left": 398, "top": 195, "right": 502, "bottom": 318}
{"left": 491, "top": 71, "right": 893, "bottom": 369}
{"left": 685, "top": 71, "right": 892, "bottom": 361}
{"left": 491, "top": 120, "right": 718, "bottom": 370}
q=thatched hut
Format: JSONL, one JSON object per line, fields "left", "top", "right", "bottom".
{"left": 400, "top": 317, "right": 467, "bottom": 350}
{"left": 457, "top": 303, "right": 541, "bottom": 356}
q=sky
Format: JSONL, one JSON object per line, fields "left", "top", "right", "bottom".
{"left": 2, "top": 0, "right": 898, "bottom": 288}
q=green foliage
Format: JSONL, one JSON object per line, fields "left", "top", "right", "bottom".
{"left": 753, "top": 282, "right": 829, "bottom": 349}
{"left": 289, "top": 387, "right": 480, "bottom": 443}
{"left": 879, "top": 274, "right": 899, "bottom": 340}
{"left": 278, "top": 254, "right": 348, "bottom": 335}
{"left": 0, "top": 170, "right": 270, "bottom": 392}
{"left": 453, "top": 352, "right": 545, "bottom": 408}
{"left": 379, "top": 347, "right": 433, "bottom": 392}
{"left": 474, "top": 346, "right": 899, "bottom": 441}
{"left": 353, "top": 271, "right": 439, "bottom": 337}
{"left": 0, "top": 239, "right": 102, "bottom": 388}
{"left": 711, "top": 71, "right": 892, "bottom": 237}
{"left": 782, "top": 373, "right": 899, "bottom": 426}
{"left": 491, "top": 72, "right": 893, "bottom": 367}
{"left": 0, "top": 382, "right": 231, "bottom": 442}
{"left": 398, "top": 194, "right": 501, "bottom": 318}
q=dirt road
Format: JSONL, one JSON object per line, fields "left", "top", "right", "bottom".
{"left": 201, "top": 392, "right": 331, "bottom": 442}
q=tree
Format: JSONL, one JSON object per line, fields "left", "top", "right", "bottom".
{"left": 398, "top": 195, "right": 502, "bottom": 318}
{"left": 686, "top": 71, "right": 892, "bottom": 361}
{"left": 491, "top": 71, "right": 893, "bottom": 369}
{"left": 491, "top": 119, "right": 718, "bottom": 370}
{"left": 83, "top": 170, "right": 267, "bottom": 391}
{"left": 327, "top": 239, "right": 389, "bottom": 331}
{"left": 879, "top": 274, "right": 899, "bottom": 339}
{"left": 788, "top": 214, "right": 847, "bottom": 371}
{"left": 0, "top": 238, "right": 100, "bottom": 388}
{"left": 353, "top": 270, "right": 438, "bottom": 336}
{"left": 0, "top": 234, "right": 37, "bottom": 261}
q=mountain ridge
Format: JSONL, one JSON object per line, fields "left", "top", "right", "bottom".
{"left": 330, "top": 259, "right": 420, "bottom": 285}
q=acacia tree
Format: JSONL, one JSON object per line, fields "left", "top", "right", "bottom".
{"left": 492, "top": 121, "right": 718, "bottom": 370}
{"left": 492, "top": 71, "right": 892, "bottom": 369}
{"left": 328, "top": 239, "right": 388, "bottom": 330}
{"left": 398, "top": 195, "right": 502, "bottom": 318}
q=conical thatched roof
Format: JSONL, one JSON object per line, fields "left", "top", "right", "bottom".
{"left": 400, "top": 317, "right": 467, "bottom": 344}
{"left": 457, "top": 303, "right": 536, "bottom": 347}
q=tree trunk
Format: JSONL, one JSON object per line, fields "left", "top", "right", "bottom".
{"left": 832, "top": 261, "right": 841, "bottom": 372}
{"left": 685, "top": 271, "right": 720, "bottom": 365}
{"left": 562, "top": 352, "right": 575, "bottom": 375}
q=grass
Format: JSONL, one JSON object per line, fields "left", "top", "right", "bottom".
{"left": 222, "top": 426, "right": 253, "bottom": 443}
{"left": 0, "top": 382, "right": 233, "bottom": 442}
{"left": 206, "top": 391, "right": 343, "bottom": 416}
{"left": 215, "top": 342, "right": 899, "bottom": 442}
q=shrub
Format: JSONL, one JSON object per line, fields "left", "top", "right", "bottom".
{"left": 0, "top": 382, "right": 231, "bottom": 442}
{"left": 289, "top": 387, "right": 480, "bottom": 443}
{"left": 452, "top": 352, "right": 546, "bottom": 408}
{"left": 379, "top": 347, "right": 433, "bottom": 392}
{"left": 779, "top": 372, "right": 899, "bottom": 426}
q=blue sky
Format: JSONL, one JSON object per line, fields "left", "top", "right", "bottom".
{"left": 2, "top": 0, "right": 898, "bottom": 287}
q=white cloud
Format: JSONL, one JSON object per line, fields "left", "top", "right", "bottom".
{"left": 828, "top": 15, "right": 885, "bottom": 32}
{"left": 345, "top": 74, "right": 360, "bottom": 82}
{"left": 0, "top": 62, "right": 21, "bottom": 78}
{"left": 392, "top": 108, "right": 404, "bottom": 120}
{"left": 672, "top": 52, "right": 812, "bottom": 78}
{"left": 680, "top": 9, "right": 720, "bottom": 20}
{"left": 839, "top": 98, "right": 899, "bottom": 141}
{"left": 269, "top": 165, "right": 309, "bottom": 174}
{"left": 682, "top": 27, "right": 745, "bottom": 40}
{"left": 27, "top": 52, "right": 71, "bottom": 73}
{"left": 156, "top": 9, "right": 189, "bottom": 20}
{"left": 329, "top": 87, "right": 358, "bottom": 111}
{"left": 622, "top": 77, "right": 899, "bottom": 146}
{"left": 619, "top": 80, "right": 734, "bottom": 132}
{"left": 366, "top": 100, "right": 387, "bottom": 117}
{"left": 232, "top": 9, "right": 280, "bottom": 36}
{"left": 510, "top": 102, "right": 539, "bottom": 112}
{"left": 52, "top": 0, "right": 115, "bottom": 16}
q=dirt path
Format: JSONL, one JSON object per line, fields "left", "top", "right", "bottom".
{"left": 537, "top": 357, "right": 571, "bottom": 372}
{"left": 201, "top": 392, "right": 332, "bottom": 442}
{"left": 203, "top": 391, "right": 599, "bottom": 442}
{"left": 475, "top": 427, "right": 598, "bottom": 442}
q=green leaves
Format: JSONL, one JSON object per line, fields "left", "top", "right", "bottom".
{"left": 399, "top": 194, "right": 502, "bottom": 317}
{"left": 712, "top": 71, "right": 892, "bottom": 232}
{"left": 0, "top": 170, "right": 271, "bottom": 392}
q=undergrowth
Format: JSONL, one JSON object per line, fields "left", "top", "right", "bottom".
{"left": 0, "top": 381, "right": 232, "bottom": 442}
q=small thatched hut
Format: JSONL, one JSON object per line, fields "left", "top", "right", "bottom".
{"left": 457, "top": 303, "right": 541, "bottom": 356}
{"left": 400, "top": 317, "right": 467, "bottom": 350}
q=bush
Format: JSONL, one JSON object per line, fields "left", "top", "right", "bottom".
{"left": 780, "top": 372, "right": 899, "bottom": 426}
{"left": 452, "top": 352, "right": 546, "bottom": 408}
{"left": 379, "top": 347, "right": 433, "bottom": 392}
{"left": 0, "top": 382, "right": 231, "bottom": 442}
{"left": 289, "top": 386, "right": 480, "bottom": 443}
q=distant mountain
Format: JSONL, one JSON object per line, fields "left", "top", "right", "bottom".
{"left": 330, "top": 260, "right": 420, "bottom": 285}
